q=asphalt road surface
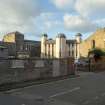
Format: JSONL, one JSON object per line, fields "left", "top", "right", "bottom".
{"left": 1, "top": 72, "right": 105, "bottom": 105}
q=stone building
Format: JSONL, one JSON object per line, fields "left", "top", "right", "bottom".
{"left": 0, "top": 45, "right": 8, "bottom": 59}
{"left": 0, "top": 41, "right": 16, "bottom": 57}
{"left": 41, "top": 33, "right": 82, "bottom": 59}
{"left": 80, "top": 28, "right": 105, "bottom": 57}
{"left": 3, "top": 31, "right": 24, "bottom": 55}
{"left": 2, "top": 31, "right": 41, "bottom": 58}
{"left": 24, "top": 40, "right": 41, "bottom": 57}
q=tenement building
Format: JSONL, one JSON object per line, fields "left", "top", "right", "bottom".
{"left": 41, "top": 33, "right": 82, "bottom": 59}
{"left": 80, "top": 28, "right": 105, "bottom": 57}
{"left": 1, "top": 31, "right": 41, "bottom": 58}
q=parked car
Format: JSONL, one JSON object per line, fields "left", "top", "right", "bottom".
{"left": 74, "top": 59, "right": 89, "bottom": 66}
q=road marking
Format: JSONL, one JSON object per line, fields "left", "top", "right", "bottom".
{"left": 49, "top": 87, "right": 80, "bottom": 98}
{"left": 5, "top": 78, "right": 74, "bottom": 93}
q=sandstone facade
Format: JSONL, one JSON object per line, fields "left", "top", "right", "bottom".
{"left": 80, "top": 28, "right": 105, "bottom": 57}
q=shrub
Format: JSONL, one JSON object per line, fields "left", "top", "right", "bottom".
{"left": 88, "top": 48, "right": 105, "bottom": 61}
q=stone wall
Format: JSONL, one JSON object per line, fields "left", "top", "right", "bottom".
{"left": 80, "top": 29, "right": 105, "bottom": 57}
{"left": 76, "top": 57, "right": 105, "bottom": 72}
{"left": 0, "top": 58, "right": 75, "bottom": 85}
{"left": 90, "top": 57, "right": 105, "bottom": 72}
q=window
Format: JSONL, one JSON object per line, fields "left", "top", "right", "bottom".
{"left": 104, "top": 39, "right": 105, "bottom": 47}
{"left": 52, "top": 44, "right": 54, "bottom": 57}
{"left": 72, "top": 50, "right": 74, "bottom": 56}
{"left": 76, "top": 43, "right": 77, "bottom": 57}
{"left": 69, "top": 44, "right": 70, "bottom": 56}
{"left": 45, "top": 44, "right": 46, "bottom": 56}
{"left": 72, "top": 44, "right": 74, "bottom": 48}
{"left": 92, "top": 40, "right": 95, "bottom": 48}
{"left": 69, "top": 51, "right": 71, "bottom": 56}
{"left": 48, "top": 44, "right": 50, "bottom": 57}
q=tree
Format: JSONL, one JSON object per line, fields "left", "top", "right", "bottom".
{"left": 88, "top": 48, "right": 105, "bottom": 61}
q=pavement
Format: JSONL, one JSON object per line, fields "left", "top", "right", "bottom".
{"left": 1, "top": 71, "right": 105, "bottom": 105}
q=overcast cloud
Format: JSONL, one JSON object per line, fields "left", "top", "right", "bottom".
{"left": 0, "top": 0, "right": 105, "bottom": 39}
{"left": 75, "top": 0, "right": 105, "bottom": 19}
{"left": 51, "top": 0, "right": 76, "bottom": 12}
{"left": 64, "top": 14, "right": 97, "bottom": 33}
{"left": 0, "top": 0, "right": 41, "bottom": 35}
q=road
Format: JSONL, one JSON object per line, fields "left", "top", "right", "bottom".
{"left": 1, "top": 71, "right": 105, "bottom": 105}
